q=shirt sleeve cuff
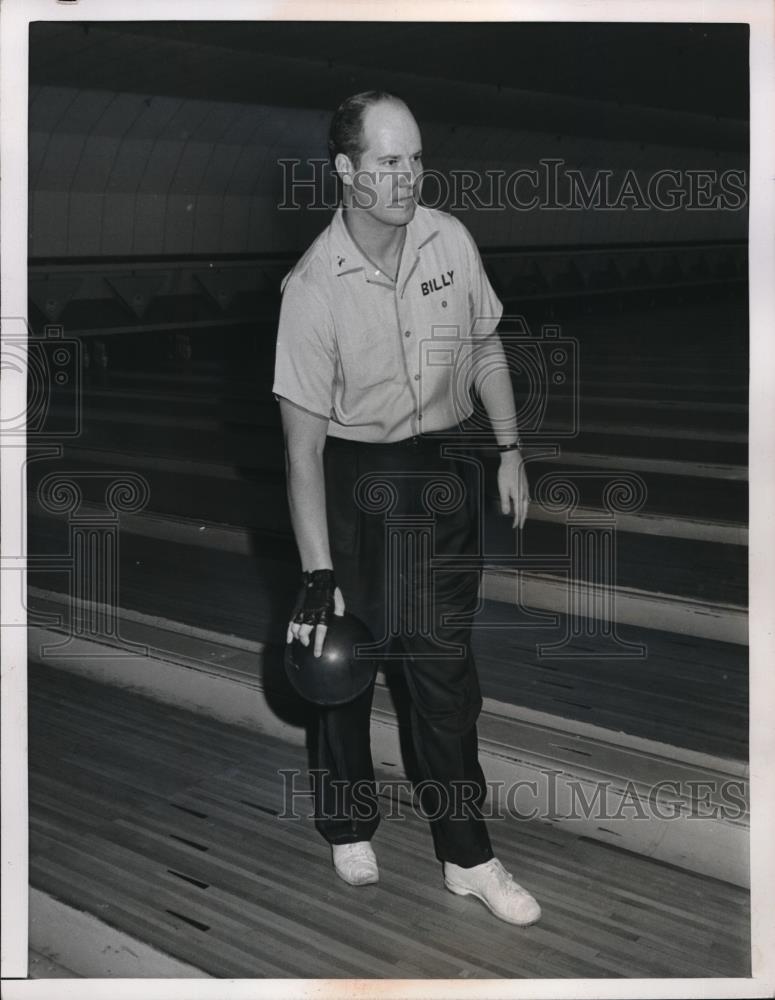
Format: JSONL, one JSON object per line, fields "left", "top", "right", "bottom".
{"left": 272, "top": 389, "right": 331, "bottom": 422}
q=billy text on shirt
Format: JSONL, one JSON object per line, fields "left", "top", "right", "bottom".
{"left": 421, "top": 270, "right": 454, "bottom": 296}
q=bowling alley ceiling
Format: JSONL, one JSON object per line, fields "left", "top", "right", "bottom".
{"left": 30, "top": 20, "right": 748, "bottom": 130}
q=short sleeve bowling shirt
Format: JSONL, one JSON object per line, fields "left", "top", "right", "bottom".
{"left": 272, "top": 205, "right": 503, "bottom": 442}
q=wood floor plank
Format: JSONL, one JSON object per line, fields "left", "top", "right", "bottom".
{"left": 27, "top": 661, "right": 750, "bottom": 978}
{"left": 31, "top": 856, "right": 292, "bottom": 978}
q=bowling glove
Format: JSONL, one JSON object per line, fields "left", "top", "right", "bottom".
{"left": 292, "top": 568, "right": 336, "bottom": 627}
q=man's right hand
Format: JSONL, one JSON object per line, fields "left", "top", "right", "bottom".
{"left": 287, "top": 568, "right": 346, "bottom": 658}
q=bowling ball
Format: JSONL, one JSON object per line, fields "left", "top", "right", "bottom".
{"left": 284, "top": 611, "right": 378, "bottom": 706}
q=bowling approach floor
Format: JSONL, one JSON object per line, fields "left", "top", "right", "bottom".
{"left": 28, "top": 660, "right": 750, "bottom": 980}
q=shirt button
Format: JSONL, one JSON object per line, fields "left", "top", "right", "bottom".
{"left": 414, "top": 374, "right": 420, "bottom": 381}
{"left": 404, "top": 330, "right": 411, "bottom": 338}
{"left": 441, "top": 300, "right": 447, "bottom": 308}
{"left": 418, "top": 413, "right": 423, "bottom": 420}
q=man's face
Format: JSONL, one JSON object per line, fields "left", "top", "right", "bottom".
{"left": 345, "top": 101, "right": 423, "bottom": 226}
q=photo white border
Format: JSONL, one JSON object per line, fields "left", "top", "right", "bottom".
{"left": 2, "top": 1, "right": 773, "bottom": 997}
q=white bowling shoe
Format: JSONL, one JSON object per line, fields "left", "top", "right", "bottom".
{"left": 443, "top": 857, "right": 541, "bottom": 926}
{"left": 332, "top": 841, "right": 379, "bottom": 886}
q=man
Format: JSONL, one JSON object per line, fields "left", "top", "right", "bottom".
{"left": 272, "top": 91, "right": 540, "bottom": 926}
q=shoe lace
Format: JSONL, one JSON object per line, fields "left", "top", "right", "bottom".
{"left": 347, "top": 842, "right": 374, "bottom": 862}
{"left": 487, "top": 858, "right": 516, "bottom": 889}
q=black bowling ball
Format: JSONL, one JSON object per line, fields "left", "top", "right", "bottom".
{"left": 284, "top": 611, "right": 378, "bottom": 706}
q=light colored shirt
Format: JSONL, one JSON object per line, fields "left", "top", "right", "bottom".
{"left": 272, "top": 204, "right": 502, "bottom": 442}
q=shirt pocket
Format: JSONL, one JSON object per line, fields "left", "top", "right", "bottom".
{"left": 416, "top": 288, "right": 469, "bottom": 345}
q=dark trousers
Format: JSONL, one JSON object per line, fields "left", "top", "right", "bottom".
{"left": 314, "top": 427, "right": 494, "bottom": 868}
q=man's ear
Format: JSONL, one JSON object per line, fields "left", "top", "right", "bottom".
{"left": 335, "top": 152, "right": 355, "bottom": 187}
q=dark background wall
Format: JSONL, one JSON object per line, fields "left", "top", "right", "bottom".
{"left": 28, "top": 20, "right": 748, "bottom": 258}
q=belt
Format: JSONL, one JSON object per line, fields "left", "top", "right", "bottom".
{"left": 326, "top": 426, "right": 465, "bottom": 451}
{"left": 326, "top": 428, "right": 455, "bottom": 451}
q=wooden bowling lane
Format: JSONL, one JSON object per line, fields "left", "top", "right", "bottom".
{"left": 53, "top": 356, "right": 747, "bottom": 427}
{"left": 27, "top": 453, "right": 748, "bottom": 610}
{"left": 27, "top": 660, "right": 750, "bottom": 979}
{"left": 43, "top": 395, "right": 749, "bottom": 467}
{"left": 44, "top": 333, "right": 750, "bottom": 523}
{"left": 485, "top": 519, "right": 748, "bottom": 606}
{"left": 27, "top": 495, "right": 749, "bottom": 623}
{"left": 73, "top": 361, "right": 748, "bottom": 404}
{"left": 28, "top": 438, "right": 749, "bottom": 530}
{"left": 472, "top": 610, "right": 748, "bottom": 760}
{"left": 54, "top": 374, "right": 749, "bottom": 433}
{"left": 26, "top": 519, "right": 748, "bottom": 760}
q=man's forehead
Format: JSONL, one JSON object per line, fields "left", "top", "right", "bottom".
{"left": 361, "top": 102, "right": 421, "bottom": 153}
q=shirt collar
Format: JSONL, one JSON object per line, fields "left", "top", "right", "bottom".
{"left": 330, "top": 205, "right": 440, "bottom": 284}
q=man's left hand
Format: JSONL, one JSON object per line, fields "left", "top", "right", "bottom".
{"left": 497, "top": 450, "right": 530, "bottom": 530}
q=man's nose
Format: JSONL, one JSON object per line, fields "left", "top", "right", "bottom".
{"left": 399, "top": 165, "right": 421, "bottom": 188}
